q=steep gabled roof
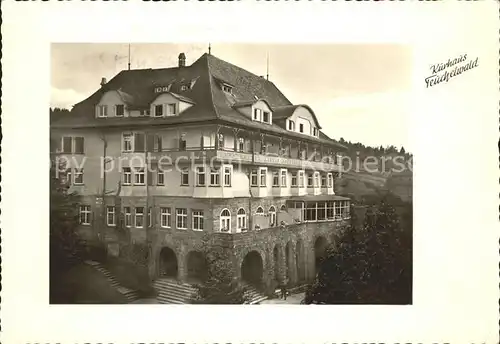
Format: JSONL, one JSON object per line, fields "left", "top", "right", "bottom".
{"left": 51, "top": 52, "right": 346, "bottom": 150}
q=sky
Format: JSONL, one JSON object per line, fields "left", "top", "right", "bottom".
{"left": 51, "top": 43, "right": 412, "bottom": 151}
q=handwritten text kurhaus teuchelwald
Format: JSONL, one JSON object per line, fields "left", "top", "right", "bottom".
{"left": 425, "top": 54, "right": 479, "bottom": 88}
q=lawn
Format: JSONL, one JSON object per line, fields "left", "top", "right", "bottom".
{"left": 50, "top": 263, "right": 128, "bottom": 304}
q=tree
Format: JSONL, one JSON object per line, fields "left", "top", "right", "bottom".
{"left": 193, "top": 241, "right": 248, "bottom": 304}
{"left": 50, "top": 162, "right": 85, "bottom": 302}
{"left": 305, "top": 194, "right": 412, "bottom": 304}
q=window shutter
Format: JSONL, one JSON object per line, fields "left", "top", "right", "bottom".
{"left": 157, "top": 135, "right": 162, "bottom": 151}
{"left": 146, "top": 134, "right": 155, "bottom": 152}
{"left": 134, "top": 133, "right": 145, "bottom": 152}
{"left": 74, "top": 137, "right": 84, "bottom": 154}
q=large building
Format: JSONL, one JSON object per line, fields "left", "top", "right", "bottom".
{"left": 50, "top": 51, "right": 351, "bottom": 301}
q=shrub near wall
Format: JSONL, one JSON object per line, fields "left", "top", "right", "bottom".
{"left": 105, "top": 243, "right": 156, "bottom": 298}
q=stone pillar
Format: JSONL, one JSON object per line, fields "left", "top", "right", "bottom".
{"left": 148, "top": 245, "right": 158, "bottom": 280}
{"left": 288, "top": 244, "right": 298, "bottom": 286}
{"left": 177, "top": 246, "right": 187, "bottom": 283}
{"left": 305, "top": 240, "right": 316, "bottom": 282}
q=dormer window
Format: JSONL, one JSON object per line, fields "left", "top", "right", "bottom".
{"left": 180, "top": 85, "right": 188, "bottom": 92}
{"left": 262, "top": 111, "right": 270, "bottom": 123}
{"left": 253, "top": 109, "right": 261, "bottom": 121}
{"left": 299, "top": 123, "right": 304, "bottom": 133}
{"left": 222, "top": 84, "right": 233, "bottom": 94}
{"left": 115, "top": 104, "right": 125, "bottom": 117}
{"left": 288, "top": 120, "right": 295, "bottom": 131}
{"left": 154, "top": 105, "right": 163, "bottom": 117}
{"left": 313, "top": 128, "right": 319, "bottom": 137}
{"left": 166, "top": 103, "right": 177, "bottom": 116}
{"left": 97, "top": 105, "right": 108, "bottom": 118}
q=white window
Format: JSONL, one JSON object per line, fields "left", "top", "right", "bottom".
{"left": 218, "top": 133, "right": 224, "bottom": 149}
{"left": 166, "top": 103, "right": 177, "bottom": 116}
{"left": 269, "top": 206, "right": 276, "bottom": 227}
{"left": 176, "top": 208, "right": 188, "bottom": 229}
{"left": 123, "top": 167, "right": 132, "bottom": 185}
{"left": 259, "top": 168, "right": 267, "bottom": 187}
{"left": 134, "top": 168, "right": 145, "bottom": 185}
{"left": 280, "top": 204, "right": 287, "bottom": 211}
{"left": 307, "top": 173, "right": 314, "bottom": 187}
{"left": 154, "top": 104, "right": 163, "bottom": 117}
{"left": 124, "top": 207, "right": 132, "bottom": 227}
{"left": 135, "top": 207, "right": 144, "bottom": 228}
{"left": 106, "top": 206, "right": 115, "bottom": 226}
{"left": 192, "top": 210, "right": 204, "bottom": 231}
{"left": 255, "top": 206, "right": 264, "bottom": 215}
{"left": 123, "top": 133, "right": 133, "bottom": 152}
{"left": 313, "top": 128, "right": 318, "bottom": 137}
{"left": 160, "top": 207, "right": 171, "bottom": 228}
{"left": 327, "top": 202, "right": 334, "bottom": 219}
{"left": 334, "top": 201, "right": 342, "bottom": 220}
{"left": 196, "top": 167, "right": 206, "bottom": 186}
{"left": 299, "top": 123, "right": 304, "bottom": 133}
{"left": 250, "top": 169, "right": 258, "bottom": 186}
{"left": 224, "top": 167, "right": 231, "bottom": 186}
{"left": 321, "top": 174, "right": 327, "bottom": 188}
{"left": 157, "top": 170, "right": 165, "bottom": 186}
{"left": 280, "top": 170, "right": 287, "bottom": 187}
{"left": 74, "top": 169, "right": 84, "bottom": 185}
{"left": 272, "top": 170, "right": 279, "bottom": 187}
{"left": 327, "top": 173, "right": 333, "bottom": 188}
{"left": 253, "top": 108, "right": 262, "bottom": 121}
{"left": 314, "top": 172, "right": 320, "bottom": 187}
{"left": 291, "top": 172, "right": 298, "bottom": 187}
{"left": 299, "top": 171, "right": 305, "bottom": 187}
{"left": 115, "top": 104, "right": 125, "bottom": 117}
{"left": 210, "top": 167, "right": 220, "bottom": 186}
{"left": 148, "top": 207, "right": 153, "bottom": 227}
{"left": 220, "top": 209, "right": 231, "bottom": 232}
{"left": 222, "top": 84, "right": 233, "bottom": 93}
{"left": 288, "top": 120, "right": 295, "bottom": 131}
{"left": 97, "top": 105, "right": 108, "bottom": 118}
{"left": 262, "top": 111, "right": 270, "bottom": 123}
{"left": 181, "top": 168, "right": 189, "bottom": 186}
{"left": 237, "top": 208, "right": 246, "bottom": 230}
{"left": 79, "top": 205, "right": 91, "bottom": 225}
{"left": 238, "top": 137, "right": 245, "bottom": 152}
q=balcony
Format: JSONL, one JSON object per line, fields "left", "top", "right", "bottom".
{"left": 150, "top": 147, "right": 341, "bottom": 172}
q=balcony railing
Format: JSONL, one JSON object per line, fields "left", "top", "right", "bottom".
{"left": 150, "top": 147, "right": 342, "bottom": 171}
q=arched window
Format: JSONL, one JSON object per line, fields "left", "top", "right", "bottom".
{"left": 237, "top": 208, "right": 246, "bottom": 231}
{"left": 255, "top": 206, "right": 264, "bottom": 215}
{"left": 269, "top": 206, "right": 276, "bottom": 227}
{"left": 220, "top": 209, "right": 231, "bottom": 232}
{"left": 280, "top": 204, "right": 287, "bottom": 211}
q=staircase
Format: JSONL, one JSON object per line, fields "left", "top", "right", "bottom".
{"left": 153, "top": 278, "right": 198, "bottom": 304}
{"left": 84, "top": 260, "right": 139, "bottom": 303}
{"left": 242, "top": 283, "right": 268, "bottom": 304}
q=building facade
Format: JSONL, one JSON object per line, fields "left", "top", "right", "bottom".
{"left": 51, "top": 52, "right": 351, "bottom": 295}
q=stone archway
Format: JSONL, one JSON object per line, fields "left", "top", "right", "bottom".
{"left": 296, "top": 239, "right": 305, "bottom": 283}
{"left": 314, "top": 236, "right": 328, "bottom": 275}
{"left": 186, "top": 251, "right": 208, "bottom": 283}
{"left": 159, "top": 247, "right": 178, "bottom": 278}
{"left": 241, "top": 250, "right": 264, "bottom": 287}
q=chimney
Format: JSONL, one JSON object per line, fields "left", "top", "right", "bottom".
{"left": 100, "top": 77, "right": 107, "bottom": 87}
{"left": 178, "top": 53, "right": 186, "bottom": 67}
